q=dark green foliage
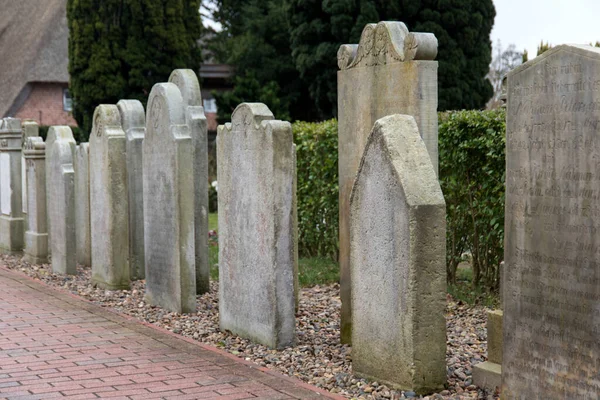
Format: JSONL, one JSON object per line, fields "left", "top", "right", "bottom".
{"left": 67, "top": 0, "right": 202, "bottom": 135}
{"left": 38, "top": 126, "right": 85, "bottom": 143}
{"left": 293, "top": 119, "right": 338, "bottom": 259}
{"left": 439, "top": 109, "right": 505, "bottom": 292}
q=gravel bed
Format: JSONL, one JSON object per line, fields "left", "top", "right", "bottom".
{"left": 3, "top": 254, "right": 499, "bottom": 400}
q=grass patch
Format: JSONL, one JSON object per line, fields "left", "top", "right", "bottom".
{"left": 209, "top": 213, "right": 218, "bottom": 231}
{"left": 448, "top": 262, "right": 499, "bottom": 307}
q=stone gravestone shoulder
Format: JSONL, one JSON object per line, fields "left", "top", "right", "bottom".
{"left": 46, "top": 126, "right": 76, "bottom": 275}
{"left": 21, "top": 120, "right": 39, "bottom": 234}
{"left": 337, "top": 21, "right": 439, "bottom": 343}
{"left": 90, "top": 105, "right": 130, "bottom": 290}
{"left": 168, "top": 69, "right": 209, "bottom": 294}
{"left": 117, "top": 99, "right": 145, "bottom": 281}
{"left": 74, "top": 143, "right": 91, "bottom": 267}
{"left": 349, "top": 114, "right": 446, "bottom": 394}
{"left": 23, "top": 136, "right": 47, "bottom": 264}
{"left": 217, "top": 103, "right": 296, "bottom": 349}
{"left": 0, "top": 118, "right": 25, "bottom": 253}
{"left": 143, "top": 83, "right": 196, "bottom": 314}
{"left": 503, "top": 44, "right": 600, "bottom": 399}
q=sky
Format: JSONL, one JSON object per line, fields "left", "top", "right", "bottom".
{"left": 491, "top": 0, "right": 600, "bottom": 57}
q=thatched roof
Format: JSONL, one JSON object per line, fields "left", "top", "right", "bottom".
{"left": 0, "top": 0, "right": 69, "bottom": 117}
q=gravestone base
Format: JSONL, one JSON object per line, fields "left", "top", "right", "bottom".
{"left": 474, "top": 310, "right": 503, "bottom": 392}
{"left": 91, "top": 278, "right": 130, "bottom": 291}
{"left": 473, "top": 362, "right": 501, "bottom": 392}
{"left": 0, "top": 216, "right": 23, "bottom": 254}
{"left": 23, "top": 231, "right": 48, "bottom": 264}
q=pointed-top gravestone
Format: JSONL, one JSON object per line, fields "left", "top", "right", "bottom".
{"left": 503, "top": 44, "right": 600, "bottom": 399}
{"left": 74, "top": 143, "right": 91, "bottom": 267}
{"left": 46, "top": 126, "right": 76, "bottom": 275}
{"left": 90, "top": 105, "right": 129, "bottom": 290}
{"left": 117, "top": 99, "right": 145, "bottom": 280}
{"left": 23, "top": 136, "right": 47, "bottom": 264}
{"left": 169, "top": 69, "right": 209, "bottom": 294}
{"left": 337, "top": 21, "right": 439, "bottom": 343}
{"left": 217, "top": 103, "right": 296, "bottom": 349}
{"left": 143, "top": 82, "right": 196, "bottom": 314}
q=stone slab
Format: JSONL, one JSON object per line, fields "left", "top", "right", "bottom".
{"left": 487, "top": 309, "right": 503, "bottom": 365}
{"left": 21, "top": 120, "right": 39, "bottom": 232}
{"left": 337, "top": 21, "right": 438, "bottom": 343}
{"left": 23, "top": 136, "right": 47, "bottom": 264}
{"left": 349, "top": 114, "right": 445, "bottom": 394}
{"left": 74, "top": 143, "right": 91, "bottom": 267}
{"left": 217, "top": 103, "right": 296, "bottom": 349}
{"left": 0, "top": 118, "right": 24, "bottom": 253}
{"left": 473, "top": 361, "right": 502, "bottom": 393}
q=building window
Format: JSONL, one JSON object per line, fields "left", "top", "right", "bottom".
{"left": 203, "top": 98, "right": 217, "bottom": 113}
{"left": 63, "top": 89, "right": 73, "bottom": 112}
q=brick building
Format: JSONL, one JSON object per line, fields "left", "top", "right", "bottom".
{"left": 0, "top": 0, "right": 76, "bottom": 127}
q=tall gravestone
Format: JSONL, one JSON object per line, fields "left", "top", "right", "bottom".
{"left": 169, "top": 69, "right": 209, "bottom": 294}
{"left": 143, "top": 83, "right": 196, "bottom": 313}
{"left": 217, "top": 103, "right": 296, "bottom": 349}
{"left": 21, "top": 121, "right": 39, "bottom": 235}
{"left": 46, "top": 126, "right": 76, "bottom": 275}
{"left": 74, "top": 143, "right": 91, "bottom": 267}
{"left": 337, "top": 21, "right": 438, "bottom": 343}
{"left": 117, "top": 100, "right": 145, "bottom": 280}
{"left": 503, "top": 44, "right": 600, "bottom": 399}
{"left": 23, "top": 136, "right": 47, "bottom": 264}
{"left": 0, "top": 118, "right": 24, "bottom": 253}
{"left": 349, "top": 114, "right": 445, "bottom": 394}
{"left": 90, "top": 105, "right": 129, "bottom": 290}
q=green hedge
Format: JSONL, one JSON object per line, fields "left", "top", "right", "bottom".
{"left": 38, "top": 126, "right": 86, "bottom": 143}
{"left": 293, "top": 120, "right": 338, "bottom": 260}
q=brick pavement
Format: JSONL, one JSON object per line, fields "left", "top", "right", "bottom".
{"left": 0, "top": 267, "right": 343, "bottom": 400}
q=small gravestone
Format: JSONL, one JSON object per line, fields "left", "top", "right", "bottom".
{"left": 349, "top": 114, "right": 446, "bottom": 394}
{"left": 21, "top": 121, "right": 39, "bottom": 234}
{"left": 90, "top": 105, "right": 129, "bottom": 290}
{"left": 217, "top": 103, "right": 296, "bottom": 349}
{"left": 23, "top": 136, "right": 47, "bottom": 264}
{"left": 503, "top": 44, "right": 600, "bottom": 398}
{"left": 143, "top": 83, "right": 196, "bottom": 313}
{"left": 74, "top": 143, "right": 91, "bottom": 267}
{"left": 0, "top": 118, "right": 25, "bottom": 253}
{"left": 337, "top": 21, "right": 439, "bottom": 343}
{"left": 169, "top": 69, "right": 209, "bottom": 294}
{"left": 46, "top": 126, "right": 76, "bottom": 275}
{"left": 117, "top": 99, "right": 145, "bottom": 280}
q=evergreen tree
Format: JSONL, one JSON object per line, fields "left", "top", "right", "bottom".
{"left": 67, "top": 0, "right": 202, "bottom": 134}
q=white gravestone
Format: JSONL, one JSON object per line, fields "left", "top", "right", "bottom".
{"left": 74, "top": 143, "right": 91, "bottom": 267}
{"left": 23, "top": 136, "right": 48, "bottom": 264}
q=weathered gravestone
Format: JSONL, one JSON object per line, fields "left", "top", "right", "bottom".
{"left": 74, "top": 143, "right": 91, "bottom": 267}
{"left": 503, "top": 44, "right": 600, "bottom": 399}
{"left": 143, "top": 83, "right": 196, "bottom": 313}
{"left": 90, "top": 105, "right": 129, "bottom": 290}
{"left": 0, "top": 118, "right": 25, "bottom": 253}
{"left": 46, "top": 126, "right": 76, "bottom": 275}
{"left": 21, "top": 121, "right": 39, "bottom": 234}
{"left": 169, "top": 69, "right": 209, "bottom": 294}
{"left": 337, "top": 21, "right": 439, "bottom": 343}
{"left": 23, "top": 136, "right": 47, "bottom": 264}
{"left": 349, "top": 114, "right": 445, "bottom": 394}
{"left": 217, "top": 103, "right": 296, "bottom": 349}
{"left": 117, "top": 100, "right": 145, "bottom": 280}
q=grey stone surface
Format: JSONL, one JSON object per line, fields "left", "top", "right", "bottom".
{"left": 90, "top": 105, "right": 129, "bottom": 290}
{"left": 0, "top": 118, "right": 24, "bottom": 253}
{"left": 473, "top": 361, "right": 501, "bottom": 393}
{"left": 22, "top": 136, "right": 47, "bottom": 264}
{"left": 21, "top": 120, "right": 39, "bottom": 234}
{"left": 337, "top": 21, "right": 438, "bottom": 343}
{"left": 117, "top": 99, "right": 145, "bottom": 280}
{"left": 503, "top": 44, "right": 600, "bottom": 399}
{"left": 169, "top": 69, "right": 209, "bottom": 294}
{"left": 217, "top": 103, "right": 296, "bottom": 349}
{"left": 74, "top": 143, "right": 91, "bottom": 267}
{"left": 349, "top": 114, "right": 445, "bottom": 394}
{"left": 46, "top": 126, "right": 76, "bottom": 275}
{"left": 143, "top": 83, "right": 196, "bottom": 314}
{"left": 473, "top": 310, "right": 503, "bottom": 393}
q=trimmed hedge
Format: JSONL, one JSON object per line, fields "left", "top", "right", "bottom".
{"left": 38, "top": 126, "right": 85, "bottom": 143}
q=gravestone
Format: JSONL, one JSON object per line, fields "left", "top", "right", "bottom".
{"left": 117, "top": 100, "right": 145, "bottom": 280}
{"left": 0, "top": 118, "right": 24, "bottom": 253}
{"left": 46, "top": 126, "right": 76, "bottom": 275}
{"left": 337, "top": 21, "right": 438, "bottom": 343}
{"left": 503, "top": 44, "right": 600, "bottom": 399}
{"left": 349, "top": 114, "right": 445, "bottom": 393}
{"left": 21, "top": 120, "right": 39, "bottom": 234}
{"left": 217, "top": 103, "right": 296, "bottom": 349}
{"left": 90, "top": 105, "right": 129, "bottom": 290}
{"left": 74, "top": 143, "right": 91, "bottom": 267}
{"left": 143, "top": 83, "right": 196, "bottom": 313}
{"left": 23, "top": 136, "right": 47, "bottom": 264}
{"left": 169, "top": 69, "right": 209, "bottom": 294}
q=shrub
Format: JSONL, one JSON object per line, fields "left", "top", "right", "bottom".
{"left": 38, "top": 126, "right": 85, "bottom": 143}
{"left": 293, "top": 119, "right": 338, "bottom": 260}
{"left": 439, "top": 109, "right": 506, "bottom": 292}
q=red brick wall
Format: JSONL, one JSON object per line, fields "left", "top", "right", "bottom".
{"left": 14, "top": 82, "right": 77, "bottom": 126}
